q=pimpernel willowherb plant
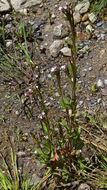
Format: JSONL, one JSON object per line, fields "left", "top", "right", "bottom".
{"left": 32, "top": 2, "right": 84, "bottom": 187}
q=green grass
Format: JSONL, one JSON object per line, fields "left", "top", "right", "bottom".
{"left": 0, "top": 148, "right": 36, "bottom": 190}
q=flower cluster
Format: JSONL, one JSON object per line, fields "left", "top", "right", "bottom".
{"left": 61, "top": 64, "right": 68, "bottom": 72}
{"left": 38, "top": 111, "right": 45, "bottom": 120}
{"left": 51, "top": 64, "right": 70, "bottom": 75}
{"left": 59, "top": 2, "right": 72, "bottom": 14}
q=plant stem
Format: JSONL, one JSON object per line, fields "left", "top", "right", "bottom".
{"left": 68, "top": 9, "right": 77, "bottom": 119}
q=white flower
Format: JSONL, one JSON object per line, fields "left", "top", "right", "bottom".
{"left": 44, "top": 135, "right": 48, "bottom": 139}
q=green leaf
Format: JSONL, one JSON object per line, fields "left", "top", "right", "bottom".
{"left": 68, "top": 63, "right": 72, "bottom": 74}
{"left": 59, "top": 99, "right": 65, "bottom": 109}
{"left": 63, "top": 98, "right": 72, "bottom": 109}
{"left": 63, "top": 97, "right": 70, "bottom": 105}
{"left": 91, "top": 84, "right": 97, "bottom": 92}
{"left": 43, "top": 123, "right": 48, "bottom": 134}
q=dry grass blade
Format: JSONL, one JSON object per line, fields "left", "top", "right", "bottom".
{"left": 81, "top": 125, "right": 107, "bottom": 154}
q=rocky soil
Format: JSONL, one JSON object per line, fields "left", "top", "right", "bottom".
{"left": 0, "top": 0, "right": 107, "bottom": 189}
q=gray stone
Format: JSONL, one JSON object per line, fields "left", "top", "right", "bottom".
{"left": 84, "top": 41, "right": 91, "bottom": 45}
{"left": 97, "top": 98, "right": 101, "bottom": 103}
{"left": 84, "top": 21, "right": 89, "bottom": 26}
{"left": 80, "top": 45, "right": 89, "bottom": 53}
{"left": 104, "top": 79, "right": 107, "bottom": 85}
{"left": 88, "top": 66, "right": 93, "bottom": 71}
{"left": 55, "top": 92, "right": 60, "bottom": 97}
{"left": 5, "top": 24, "right": 12, "bottom": 29}
{"left": 49, "top": 40, "right": 63, "bottom": 57}
{"left": 97, "top": 21, "right": 103, "bottom": 27}
{"left": 0, "top": 0, "right": 10, "bottom": 12}
{"left": 17, "top": 151, "right": 26, "bottom": 157}
{"left": 78, "top": 183, "right": 90, "bottom": 190}
{"left": 6, "top": 40, "right": 13, "bottom": 47}
{"left": 47, "top": 74, "right": 52, "bottom": 78}
{"left": 73, "top": 12, "right": 81, "bottom": 24}
{"left": 78, "top": 81, "right": 82, "bottom": 84}
{"left": 60, "top": 47, "right": 71, "bottom": 57}
{"left": 79, "top": 101, "right": 83, "bottom": 105}
{"left": 19, "top": 8, "right": 27, "bottom": 15}
{"left": 79, "top": 43, "right": 84, "bottom": 48}
{"left": 86, "top": 25, "right": 94, "bottom": 33}
{"left": 82, "top": 73, "right": 86, "bottom": 77}
{"left": 53, "top": 24, "right": 62, "bottom": 38}
{"left": 88, "top": 13, "right": 97, "bottom": 23}
{"left": 101, "top": 34, "right": 106, "bottom": 40}
{"left": 75, "top": 0, "right": 90, "bottom": 14}
{"left": 51, "top": 13, "right": 56, "bottom": 19}
{"left": 53, "top": 24, "right": 68, "bottom": 38}
{"left": 11, "top": 0, "right": 42, "bottom": 11}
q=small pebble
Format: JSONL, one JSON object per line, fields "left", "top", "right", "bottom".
{"left": 101, "top": 34, "right": 105, "bottom": 40}
{"left": 50, "top": 97, "right": 54, "bottom": 101}
{"left": 97, "top": 98, "right": 101, "bottom": 103}
{"left": 45, "top": 102, "right": 51, "bottom": 106}
{"left": 40, "top": 3, "right": 43, "bottom": 8}
{"left": 78, "top": 81, "right": 82, "bottom": 84}
{"left": 87, "top": 86, "right": 91, "bottom": 90}
{"left": 28, "top": 21, "right": 35, "bottom": 25}
{"left": 17, "top": 151, "right": 26, "bottom": 157}
{"left": 79, "top": 43, "right": 84, "bottom": 47}
{"left": 89, "top": 67, "right": 93, "bottom": 71}
{"left": 6, "top": 40, "right": 12, "bottom": 47}
{"left": 82, "top": 73, "right": 86, "bottom": 77}
{"left": 104, "top": 79, "right": 107, "bottom": 85}
{"left": 84, "top": 56, "right": 88, "bottom": 60}
{"left": 96, "top": 79, "right": 104, "bottom": 88}
{"left": 5, "top": 24, "right": 12, "bottom": 29}
{"left": 19, "top": 9, "right": 27, "bottom": 15}
{"left": 15, "top": 111, "right": 19, "bottom": 115}
{"left": 97, "top": 21, "right": 103, "bottom": 27}
{"left": 47, "top": 74, "right": 52, "bottom": 78}
{"left": 84, "top": 41, "right": 91, "bottom": 45}
{"left": 51, "top": 14, "right": 56, "bottom": 19}
{"left": 79, "top": 101, "right": 83, "bottom": 105}
{"left": 55, "top": 92, "right": 60, "bottom": 97}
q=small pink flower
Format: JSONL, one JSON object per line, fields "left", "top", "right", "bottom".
{"left": 61, "top": 65, "right": 66, "bottom": 71}
{"left": 59, "top": 2, "right": 72, "bottom": 14}
{"left": 59, "top": 6, "right": 63, "bottom": 11}
{"left": 38, "top": 112, "right": 45, "bottom": 120}
{"left": 61, "top": 64, "right": 70, "bottom": 76}
{"left": 64, "top": 6, "right": 67, "bottom": 10}
{"left": 51, "top": 66, "right": 60, "bottom": 73}
{"left": 69, "top": 3, "right": 72, "bottom": 9}
{"left": 24, "top": 89, "right": 33, "bottom": 96}
{"left": 65, "top": 2, "right": 69, "bottom": 6}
